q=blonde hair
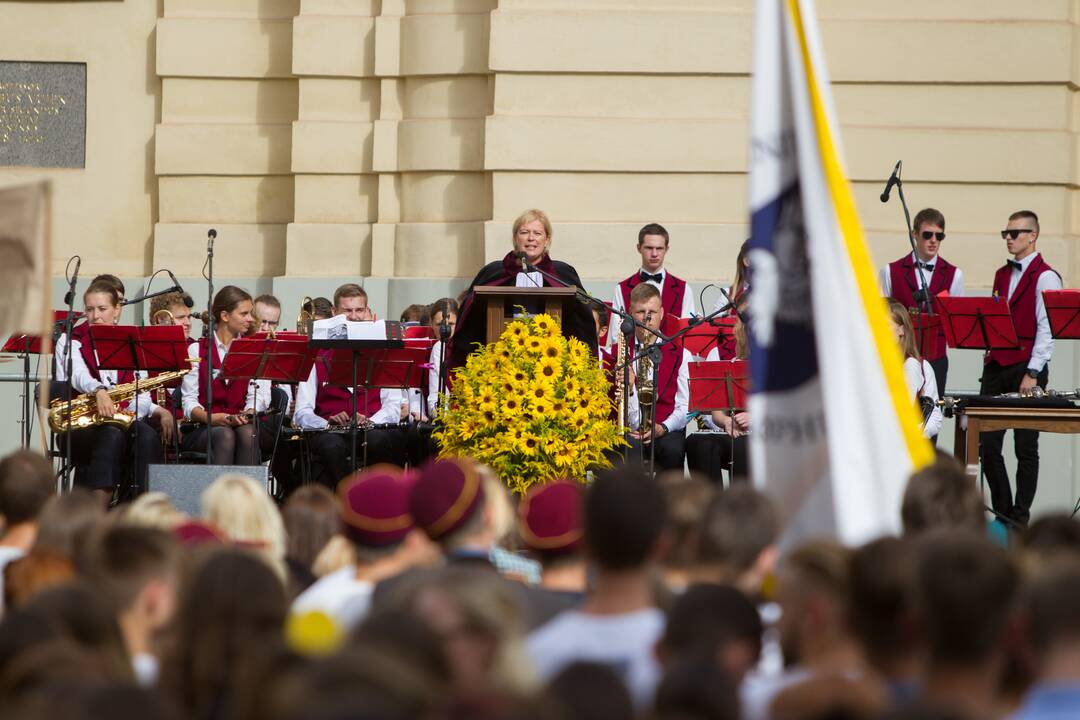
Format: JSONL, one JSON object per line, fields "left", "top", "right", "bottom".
{"left": 887, "top": 298, "right": 920, "bottom": 361}
{"left": 476, "top": 464, "right": 516, "bottom": 548}
{"left": 511, "top": 209, "right": 553, "bottom": 243}
{"left": 120, "top": 492, "right": 186, "bottom": 531}
{"left": 201, "top": 474, "right": 286, "bottom": 580}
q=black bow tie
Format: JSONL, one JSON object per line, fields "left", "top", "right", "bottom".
{"left": 1007, "top": 260, "right": 1023, "bottom": 271}
{"left": 916, "top": 262, "right": 935, "bottom": 271}
{"left": 640, "top": 271, "right": 663, "bottom": 283}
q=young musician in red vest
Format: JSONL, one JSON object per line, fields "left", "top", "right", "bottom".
{"left": 879, "top": 208, "right": 964, "bottom": 399}
{"left": 981, "top": 210, "right": 1062, "bottom": 527}
{"left": 180, "top": 286, "right": 271, "bottom": 465}
{"left": 55, "top": 279, "right": 169, "bottom": 501}
{"left": 620, "top": 283, "right": 691, "bottom": 471}
{"left": 608, "top": 223, "right": 696, "bottom": 348}
{"left": 293, "top": 284, "right": 404, "bottom": 487}
{"left": 149, "top": 291, "right": 196, "bottom": 422}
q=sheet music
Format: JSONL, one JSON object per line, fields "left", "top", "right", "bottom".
{"left": 312, "top": 317, "right": 388, "bottom": 341}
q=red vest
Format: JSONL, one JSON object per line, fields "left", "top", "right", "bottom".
{"left": 619, "top": 271, "right": 686, "bottom": 319}
{"left": 887, "top": 255, "right": 957, "bottom": 361}
{"left": 198, "top": 336, "right": 249, "bottom": 414}
{"left": 313, "top": 351, "right": 381, "bottom": 421}
{"left": 630, "top": 340, "right": 682, "bottom": 427}
{"left": 72, "top": 324, "right": 134, "bottom": 386}
{"left": 988, "top": 254, "right": 1056, "bottom": 367}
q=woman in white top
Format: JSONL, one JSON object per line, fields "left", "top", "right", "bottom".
{"left": 887, "top": 299, "right": 943, "bottom": 439}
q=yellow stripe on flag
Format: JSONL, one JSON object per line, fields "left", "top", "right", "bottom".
{"left": 784, "top": 0, "right": 934, "bottom": 469}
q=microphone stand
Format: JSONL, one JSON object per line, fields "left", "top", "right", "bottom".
{"left": 61, "top": 257, "right": 79, "bottom": 492}
{"left": 205, "top": 230, "right": 216, "bottom": 465}
{"left": 883, "top": 161, "right": 932, "bottom": 362}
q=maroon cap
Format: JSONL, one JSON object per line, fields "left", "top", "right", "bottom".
{"left": 409, "top": 457, "right": 484, "bottom": 541}
{"left": 518, "top": 480, "right": 584, "bottom": 554}
{"left": 173, "top": 519, "right": 225, "bottom": 547}
{"left": 337, "top": 465, "right": 414, "bottom": 547}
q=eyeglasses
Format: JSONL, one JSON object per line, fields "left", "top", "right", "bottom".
{"left": 920, "top": 231, "right": 945, "bottom": 241}
{"left": 1001, "top": 229, "right": 1036, "bottom": 240}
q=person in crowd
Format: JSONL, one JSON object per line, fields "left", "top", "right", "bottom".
{"left": 400, "top": 303, "right": 428, "bottom": 324}
{"left": 901, "top": 454, "right": 986, "bottom": 537}
{"left": 880, "top": 208, "right": 964, "bottom": 398}
{"left": 656, "top": 470, "right": 714, "bottom": 592}
{"left": 281, "top": 484, "right": 341, "bottom": 591}
{"left": 119, "top": 491, "right": 186, "bottom": 531}
{"left": 620, "top": 283, "right": 691, "bottom": 471}
{"left": 527, "top": 465, "right": 667, "bottom": 709}
{"left": 548, "top": 661, "right": 635, "bottom": 720}
{"left": 425, "top": 297, "right": 459, "bottom": 421}
{"left": 654, "top": 656, "right": 740, "bottom": 720}
{"left": 849, "top": 536, "right": 923, "bottom": 699}
{"left": 1013, "top": 560, "right": 1080, "bottom": 719}
{"left": 54, "top": 278, "right": 171, "bottom": 499}
{"left": 293, "top": 283, "right": 405, "bottom": 485}
{"left": 657, "top": 583, "right": 763, "bottom": 686}
{"left": 0, "top": 450, "right": 55, "bottom": 610}
{"left": 608, "top": 222, "right": 696, "bottom": 347}
{"left": 291, "top": 466, "right": 434, "bottom": 638}
{"left": 685, "top": 318, "right": 751, "bottom": 483}
{"left": 252, "top": 294, "right": 282, "bottom": 335}
{"left": 695, "top": 485, "right": 779, "bottom": 598}
{"left": 742, "top": 540, "right": 867, "bottom": 720}
{"left": 918, "top": 531, "right": 1020, "bottom": 719}
{"left": 981, "top": 210, "right": 1063, "bottom": 528}
{"left": 158, "top": 548, "right": 288, "bottom": 719}
{"left": 714, "top": 238, "right": 751, "bottom": 316}
{"left": 311, "top": 296, "right": 333, "bottom": 321}
{"left": 202, "top": 473, "right": 288, "bottom": 583}
{"left": 449, "top": 208, "right": 598, "bottom": 371}
{"left": 180, "top": 285, "right": 271, "bottom": 465}
{"left": 887, "top": 298, "right": 943, "bottom": 439}
{"left": 84, "top": 524, "right": 181, "bottom": 686}
{"left": 149, "top": 290, "right": 195, "bottom": 342}
{"left": 517, "top": 480, "right": 587, "bottom": 628}
{"left": 1019, "top": 514, "right": 1080, "bottom": 563}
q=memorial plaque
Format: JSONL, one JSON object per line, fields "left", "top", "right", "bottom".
{"left": 0, "top": 61, "right": 86, "bottom": 169}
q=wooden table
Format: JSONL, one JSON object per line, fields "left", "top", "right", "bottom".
{"left": 953, "top": 405, "right": 1080, "bottom": 468}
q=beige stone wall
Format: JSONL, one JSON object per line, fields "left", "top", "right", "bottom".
{"left": 3, "top": 1, "right": 1078, "bottom": 290}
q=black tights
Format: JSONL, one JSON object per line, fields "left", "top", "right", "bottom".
{"left": 183, "top": 424, "right": 260, "bottom": 465}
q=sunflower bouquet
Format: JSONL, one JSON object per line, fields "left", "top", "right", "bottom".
{"left": 435, "top": 312, "right": 625, "bottom": 494}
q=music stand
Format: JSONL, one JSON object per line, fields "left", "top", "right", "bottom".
{"left": 933, "top": 295, "right": 1019, "bottom": 351}
{"left": 2, "top": 310, "right": 72, "bottom": 448}
{"left": 689, "top": 359, "right": 750, "bottom": 481}
{"left": 1042, "top": 290, "right": 1080, "bottom": 339}
{"left": 319, "top": 345, "right": 428, "bottom": 471}
{"left": 89, "top": 325, "right": 189, "bottom": 497}
{"left": 221, "top": 336, "right": 319, "bottom": 466}
{"left": 667, "top": 316, "right": 736, "bottom": 359}
{"left": 908, "top": 311, "right": 944, "bottom": 359}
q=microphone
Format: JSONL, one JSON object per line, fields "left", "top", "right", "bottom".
{"left": 63, "top": 256, "right": 81, "bottom": 306}
{"left": 165, "top": 270, "right": 195, "bottom": 307}
{"left": 516, "top": 250, "right": 530, "bottom": 272}
{"left": 207, "top": 228, "right": 217, "bottom": 240}
{"left": 879, "top": 160, "right": 902, "bottom": 203}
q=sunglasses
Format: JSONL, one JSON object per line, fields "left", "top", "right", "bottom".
{"left": 1001, "top": 229, "right": 1036, "bottom": 240}
{"left": 920, "top": 231, "right": 945, "bottom": 241}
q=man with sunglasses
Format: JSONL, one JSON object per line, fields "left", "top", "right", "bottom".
{"left": 980, "top": 210, "right": 1062, "bottom": 528}
{"left": 880, "top": 208, "right": 964, "bottom": 398}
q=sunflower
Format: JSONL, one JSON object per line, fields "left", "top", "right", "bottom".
{"left": 532, "top": 395, "right": 556, "bottom": 419}
{"left": 540, "top": 338, "right": 563, "bottom": 361}
{"left": 502, "top": 395, "right": 522, "bottom": 416}
{"left": 569, "top": 409, "right": 590, "bottom": 433}
{"left": 536, "top": 356, "right": 561, "bottom": 382}
{"left": 527, "top": 379, "right": 553, "bottom": 405}
{"left": 533, "top": 314, "right": 558, "bottom": 338}
{"left": 507, "top": 321, "right": 528, "bottom": 338}
{"left": 477, "top": 387, "right": 497, "bottom": 407}
{"left": 512, "top": 333, "right": 529, "bottom": 351}
{"left": 525, "top": 335, "right": 544, "bottom": 354}
{"left": 552, "top": 441, "right": 576, "bottom": 468}
{"left": 517, "top": 432, "right": 541, "bottom": 456}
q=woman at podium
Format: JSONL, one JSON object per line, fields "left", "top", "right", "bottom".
{"left": 448, "top": 209, "right": 598, "bottom": 371}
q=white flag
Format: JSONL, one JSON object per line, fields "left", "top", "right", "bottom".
{"left": 747, "top": 0, "right": 933, "bottom": 545}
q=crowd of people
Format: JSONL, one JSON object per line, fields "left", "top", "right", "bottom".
{"left": 1, "top": 445, "right": 1079, "bottom": 720}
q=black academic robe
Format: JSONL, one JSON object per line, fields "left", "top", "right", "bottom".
{"left": 448, "top": 251, "right": 599, "bottom": 371}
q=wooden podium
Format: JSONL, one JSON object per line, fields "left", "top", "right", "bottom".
{"left": 472, "top": 286, "right": 578, "bottom": 343}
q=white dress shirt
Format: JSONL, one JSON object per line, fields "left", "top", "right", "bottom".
{"left": 427, "top": 340, "right": 448, "bottom": 419}
{"left": 180, "top": 335, "right": 270, "bottom": 420}
{"left": 904, "top": 357, "right": 942, "bottom": 438}
{"left": 607, "top": 268, "right": 697, "bottom": 347}
{"left": 878, "top": 254, "right": 965, "bottom": 298}
{"left": 515, "top": 271, "right": 543, "bottom": 288}
{"left": 57, "top": 333, "right": 156, "bottom": 419}
{"left": 626, "top": 345, "right": 692, "bottom": 434}
{"left": 1006, "top": 252, "right": 1062, "bottom": 373}
{"left": 293, "top": 364, "right": 402, "bottom": 430}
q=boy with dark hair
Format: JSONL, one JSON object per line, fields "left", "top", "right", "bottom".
{"left": 527, "top": 465, "right": 667, "bottom": 709}
{"left": 696, "top": 485, "right": 779, "bottom": 596}
{"left": 901, "top": 456, "right": 985, "bottom": 536}
{"left": 85, "top": 524, "right": 182, "bottom": 685}
{"left": 0, "top": 450, "right": 56, "bottom": 612}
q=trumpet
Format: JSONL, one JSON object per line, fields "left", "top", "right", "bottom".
{"left": 296, "top": 296, "right": 315, "bottom": 338}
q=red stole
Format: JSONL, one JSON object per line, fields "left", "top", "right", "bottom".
{"left": 988, "top": 254, "right": 1055, "bottom": 367}
{"left": 313, "top": 351, "right": 381, "bottom": 420}
{"left": 618, "top": 271, "right": 686, "bottom": 319}
{"left": 198, "top": 336, "right": 248, "bottom": 414}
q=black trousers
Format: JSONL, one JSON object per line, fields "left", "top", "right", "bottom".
{"left": 685, "top": 432, "right": 748, "bottom": 484}
{"left": 979, "top": 360, "right": 1048, "bottom": 525}
{"left": 308, "top": 427, "right": 406, "bottom": 489}
{"left": 406, "top": 423, "right": 439, "bottom": 468}
{"left": 620, "top": 429, "right": 685, "bottom": 472}
{"left": 928, "top": 354, "right": 949, "bottom": 400}
{"left": 61, "top": 419, "right": 163, "bottom": 492}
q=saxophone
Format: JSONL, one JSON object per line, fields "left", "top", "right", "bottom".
{"left": 636, "top": 335, "right": 657, "bottom": 433}
{"left": 614, "top": 332, "right": 628, "bottom": 431}
{"left": 48, "top": 365, "right": 196, "bottom": 433}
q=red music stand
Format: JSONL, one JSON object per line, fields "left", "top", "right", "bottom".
{"left": 3, "top": 310, "right": 78, "bottom": 447}
{"left": 221, "top": 337, "right": 317, "bottom": 386}
{"left": 908, "top": 312, "right": 944, "bottom": 359}
{"left": 1042, "top": 290, "right": 1080, "bottom": 339}
{"left": 668, "top": 316, "right": 737, "bottom": 359}
{"left": 688, "top": 360, "right": 750, "bottom": 414}
{"left": 933, "top": 294, "right": 1019, "bottom": 351}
